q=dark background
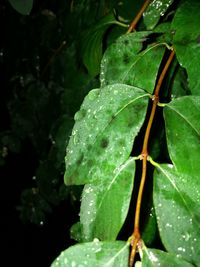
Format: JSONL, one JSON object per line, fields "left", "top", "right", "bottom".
{"left": 2, "top": 0, "right": 131, "bottom": 265}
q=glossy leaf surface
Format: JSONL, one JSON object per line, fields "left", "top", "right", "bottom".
{"left": 141, "top": 246, "right": 194, "bottom": 266}
{"left": 8, "top": 0, "right": 33, "bottom": 15}
{"left": 51, "top": 240, "right": 129, "bottom": 267}
{"left": 100, "top": 32, "right": 165, "bottom": 93}
{"left": 154, "top": 96, "right": 200, "bottom": 265}
{"left": 64, "top": 84, "right": 149, "bottom": 185}
{"left": 143, "top": 0, "right": 174, "bottom": 30}
{"left": 80, "top": 158, "right": 135, "bottom": 241}
{"left": 171, "top": 0, "right": 200, "bottom": 95}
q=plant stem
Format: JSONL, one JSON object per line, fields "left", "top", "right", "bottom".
{"left": 127, "top": 0, "right": 151, "bottom": 33}
{"left": 129, "top": 49, "right": 175, "bottom": 266}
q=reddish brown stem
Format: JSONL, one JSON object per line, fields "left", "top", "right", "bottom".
{"left": 127, "top": 0, "right": 151, "bottom": 33}
{"left": 129, "top": 49, "right": 175, "bottom": 266}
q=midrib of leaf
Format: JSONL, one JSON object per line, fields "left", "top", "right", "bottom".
{"left": 95, "top": 158, "right": 134, "bottom": 214}
{"left": 120, "top": 42, "right": 167, "bottom": 85}
{"left": 159, "top": 165, "right": 200, "bottom": 228}
{"left": 84, "top": 92, "right": 149, "bottom": 158}
{"left": 104, "top": 242, "right": 129, "bottom": 266}
{"left": 166, "top": 105, "right": 200, "bottom": 135}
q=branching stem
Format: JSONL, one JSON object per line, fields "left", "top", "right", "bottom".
{"left": 129, "top": 49, "right": 175, "bottom": 266}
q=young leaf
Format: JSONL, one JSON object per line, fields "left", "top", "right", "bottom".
{"left": 141, "top": 246, "right": 194, "bottom": 266}
{"left": 100, "top": 32, "right": 165, "bottom": 93}
{"left": 8, "top": 0, "right": 33, "bottom": 15}
{"left": 153, "top": 96, "right": 200, "bottom": 265}
{"left": 81, "top": 13, "right": 122, "bottom": 77}
{"left": 64, "top": 84, "right": 149, "bottom": 186}
{"left": 171, "top": 0, "right": 200, "bottom": 95}
{"left": 143, "top": 0, "right": 174, "bottom": 30}
{"left": 80, "top": 158, "right": 135, "bottom": 241}
{"left": 51, "top": 240, "right": 129, "bottom": 267}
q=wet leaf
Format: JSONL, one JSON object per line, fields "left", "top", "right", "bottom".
{"left": 154, "top": 165, "right": 200, "bottom": 265}
{"left": 100, "top": 32, "right": 165, "bottom": 93}
{"left": 153, "top": 96, "right": 200, "bottom": 265}
{"left": 141, "top": 246, "right": 194, "bottom": 266}
{"left": 143, "top": 0, "right": 174, "bottom": 30}
{"left": 142, "top": 206, "right": 158, "bottom": 246}
{"left": 164, "top": 96, "right": 200, "bottom": 173}
{"left": 51, "top": 240, "right": 129, "bottom": 267}
{"left": 8, "top": 0, "right": 33, "bottom": 15}
{"left": 64, "top": 84, "right": 149, "bottom": 185}
{"left": 171, "top": 0, "right": 200, "bottom": 95}
{"left": 80, "top": 158, "right": 135, "bottom": 241}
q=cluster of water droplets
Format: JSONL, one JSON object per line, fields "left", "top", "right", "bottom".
{"left": 143, "top": 0, "right": 173, "bottom": 24}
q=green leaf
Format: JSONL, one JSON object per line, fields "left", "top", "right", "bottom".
{"left": 154, "top": 165, "right": 200, "bottom": 265}
{"left": 70, "top": 222, "right": 83, "bottom": 242}
{"left": 81, "top": 13, "right": 120, "bottom": 77}
{"left": 51, "top": 240, "right": 129, "bottom": 267}
{"left": 171, "top": 0, "right": 200, "bottom": 95}
{"left": 164, "top": 96, "right": 200, "bottom": 173}
{"left": 141, "top": 246, "right": 194, "bottom": 266}
{"left": 153, "top": 22, "right": 173, "bottom": 44}
{"left": 80, "top": 158, "right": 135, "bottom": 241}
{"left": 153, "top": 96, "right": 200, "bottom": 265}
{"left": 8, "top": 0, "right": 33, "bottom": 15}
{"left": 64, "top": 84, "right": 149, "bottom": 185}
{"left": 100, "top": 32, "right": 165, "bottom": 93}
{"left": 143, "top": 0, "right": 174, "bottom": 30}
{"left": 170, "top": 67, "right": 191, "bottom": 98}
{"left": 142, "top": 206, "right": 158, "bottom": 246}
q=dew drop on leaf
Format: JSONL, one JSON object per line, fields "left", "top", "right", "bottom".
{"left": 88, "top": 89, "right": 99, "bottom": 101}
{"left": 74, "top": 109, "right": 87, "bottom": 121}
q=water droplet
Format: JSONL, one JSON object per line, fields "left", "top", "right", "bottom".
{"left": 177, "top": 247, "right": 186, "bottom": 252}
{"left": 71, "top": 260, "right": 76, "bottom": 267}
{"left": 149, "top": 251, "right": 159, "bottom": 263}
{"left": 88, "top": 89, "right": 99, "bottom": 101}
{"left": 74, "top": 109, "right": 87, "bottom": 121}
